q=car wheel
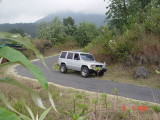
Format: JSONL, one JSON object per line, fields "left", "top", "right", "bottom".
{"left": 81, "top": 67, "right": 89, "bottom": 78}
{"left": 97, "top": 72, "right": 104, "bottom": 76}
{"left": 60, "top": 64, "right": 67, "bottom": 73}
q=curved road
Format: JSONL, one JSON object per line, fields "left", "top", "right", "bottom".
{"left": 15, "top": 55, "right": 160, "bottom": 103}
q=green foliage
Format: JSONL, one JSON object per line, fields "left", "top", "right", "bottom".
{"left": 0, "top": 32, "right": 58, "bottom": 119}
{"left": 150, "top": 105, "right": 160, "bottom": 113}
{"left": 155, "top": 70, "right": 160, "bottom": 75}
{"left": 112, "top": 88, "right": 118, "bottom": 95}
{"left": 63, "top": 16, "right": 75, "bottom": 26}
{"left": 65, "top": 94, "right": 90, "bottom": 120}
{"left": 38, "top": 107, "right": 52, "bottom": 120}
{"left": 106, "top": 0, "right": 151, "bottom": 33}
{"left": 76, "top": 22, "right": 98, "bottom": 47}
{"left": 0, "top": 47, "right": 48, "bottom": 90}
{"left": 0, "top": 107, "right": 20, "bottom": 120}
{"left": 0, "top": 93, "right": 31, "bottom": 120}
{"left": 36, "top": 17, "right": 65, "bottom": 44}
{"left": 63, "top": 17, "right": 77, "bottom": 36}
{"left": 0, "top": 78, "right": 46, "bottom": 109}
{"left": 84, "top": 1, "right": 160, "bottom": 64}
{"left": 0, "top": 32, "right": 47, "bottom": 68}
{"left": 9, "top": 28, "right": 25, "bottom": 37}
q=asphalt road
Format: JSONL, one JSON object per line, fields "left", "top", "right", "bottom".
{"left": 15, "top": 55, "right": 160, "bottom": 103}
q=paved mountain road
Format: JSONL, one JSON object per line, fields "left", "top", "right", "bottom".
{"left": 15, "top": 55, "right": 160, "bottom": 103}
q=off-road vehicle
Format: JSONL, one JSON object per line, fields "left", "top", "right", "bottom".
{"left": 58, "top": 51, "right": 107, "bottom": 78}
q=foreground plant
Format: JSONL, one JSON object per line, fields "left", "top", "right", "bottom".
{"left": 0, "top": 32, "right": 57, "bottom": 120}
{"left": 65, "top": 94, "right": 90, "bottom": 120}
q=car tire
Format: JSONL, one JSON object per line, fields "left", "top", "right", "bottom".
{"left": 81, "top": 67, "right": 89, "bottom": 78}
{"left": 60, "top": 64, "right": 67, "bottom": 73}
{"left": 97, "top": 71, "right": 104, "bottom": 76}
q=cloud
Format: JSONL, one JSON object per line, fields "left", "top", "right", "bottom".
{"left": 0, "top": 0, "right": 107, "bottom": 23}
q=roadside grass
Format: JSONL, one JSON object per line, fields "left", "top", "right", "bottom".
{"left": 52, "top": 62, "right": 59, "bottom": 71}
{"left": 0, "top": 63, "right": 160, "bottom": 119}
{"left": 53, "top": 63, "right": 160, "bottom": 89}
{"left": 22, "top": 38, "right": 80, "bottom": 61}
{"left": 101, "top": 64, "right": 160, "bottom": 89}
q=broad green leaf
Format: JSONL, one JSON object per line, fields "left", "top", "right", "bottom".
{"left": 36, "top": 113, "right": 39, "bottom": 120}
{"left": 0, "top": 46, "right": 48, "bottom": 90}
{"left": 0, "top": 78, "right": 46, "bottom": 109}
{"left": 0, "top": 57, "right": 3, "bottom": 64}
{"left": 0, "top": 93, "right": 19, "bottom": 114}
{"left": 0, "top": 32, "right": 48, "bottom": 69}
{"left": 25, "top": 105, "right": 35, "bottom": 120}
{"left": 155, "top": 70, "right": 160, "bottom": 74}
{"left": 39, "top": 107, "right": 52, "bottom": 120}
{"left": 0, "top": 107, "right": 20, "bottom": 120}
{"left": 0, "top": 93, "right": 31, "bottom": 120}
{"left": 48, "top": 92, "right": 59, "bottom": 113}
{"left": 19, "top": 115, "right": 31, "bottom": 120}
{"left": 78, "top": 117, "right": 84, "bottom": 120}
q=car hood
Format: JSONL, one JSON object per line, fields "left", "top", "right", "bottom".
{"left": 83, "top": 60, "right": 105, "bottom": 65}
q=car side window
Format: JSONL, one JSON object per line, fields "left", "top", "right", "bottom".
{"left": 60, "top": 52, "right": 67, "bottom": 58}
{"left": 74, "top": 53, "right": 80, "bottom": 60}
{"left": 67, "top": 53, "right": 73, "bottom": 59}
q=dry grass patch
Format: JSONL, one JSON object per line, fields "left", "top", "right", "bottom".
{"left": 0, "top": 63, "right": 160, "bottom": 120}
{"left": 101, "top": 64, "right": 160, "bottom": 89}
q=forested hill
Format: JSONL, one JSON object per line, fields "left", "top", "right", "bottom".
{"left": 0, "top": 23, "right": 36, "bottom": 37}
{"left": 35, "top": 11, "right": 106, "bottom": 26}
{"left": 0, "top": 12, "right": 106, "bottom": 38}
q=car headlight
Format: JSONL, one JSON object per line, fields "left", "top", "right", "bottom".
{"left": 90, "top": 65, "right": 96, "bottom": 68}
{"left": 103, "top": 65, "right": 106, "bottom": 68}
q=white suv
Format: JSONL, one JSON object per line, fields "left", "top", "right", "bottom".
{"left": 58, "top": 51, "right": 107, "bottom": 77}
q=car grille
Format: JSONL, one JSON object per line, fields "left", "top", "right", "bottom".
{"left": 96, "top": 65, "right": 102, "bottom": 67}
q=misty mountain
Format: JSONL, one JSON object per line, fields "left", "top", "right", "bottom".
{"left": 0, "top": 23, "right": 36, "bottom": 37}
{"left": 36, "top": 11, "right": 106, "bottom": 26}
{"left": 0, "top": 12, "right": 107, "bottom": 39}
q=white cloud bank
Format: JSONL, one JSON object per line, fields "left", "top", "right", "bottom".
{"left": 0, "top": 0, "right": 108, "bottom": 23}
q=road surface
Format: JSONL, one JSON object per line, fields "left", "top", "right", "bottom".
{"left": 15, "top": 55, "right": 160, "bottom": 103}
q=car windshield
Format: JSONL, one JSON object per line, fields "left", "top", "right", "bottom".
{"left": 80, "top": 54, "right": 94, "bottom": 61}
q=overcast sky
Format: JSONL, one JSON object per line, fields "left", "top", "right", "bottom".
{"left": 0, "top": 0, "right": 108, "bottom": 24}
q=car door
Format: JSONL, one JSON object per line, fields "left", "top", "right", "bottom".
{"left": 72, "top": 53, "right": 81, "bottom": 71}
{"left": 66, "top": 52, "right": 74, "bottom": 69}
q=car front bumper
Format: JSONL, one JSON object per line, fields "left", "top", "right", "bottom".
{"left": 89, "top": 68, "right": 107, "bottom": 74}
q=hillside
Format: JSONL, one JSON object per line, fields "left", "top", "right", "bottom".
{"left": 0, "top": 23, "right": 36, "bottom": 37}
{"left": 35, "top": 11, "right": 106, "bottom": 26}
{"left": 0, "top": 12, "right": 106, "bottom": 39}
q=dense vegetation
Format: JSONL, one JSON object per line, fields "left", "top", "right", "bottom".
{"left": 34, "top": 0, "right": 160, "bottom": 66}
{"left": 1, "top": 0, "right": 159, "bottom": 65}
{"left": 36, "top": 16, "right": 99, "bottom": 48}
{"left": 84, "top": 0, "right": 160, "bottom": 65}
{"left": 0, "top": 23, "right": 36, "bottom": 37}
{"left": 1, "top": 0, "right": 160, "bottom": 119}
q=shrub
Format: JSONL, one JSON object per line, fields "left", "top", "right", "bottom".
{"left": 150, "top": 105, "right": 160, "bottom": 113}
{"left": 33, "top": 39, "right": 52, "bottom": 53}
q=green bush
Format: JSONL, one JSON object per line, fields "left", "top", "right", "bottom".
{"left": 75, "top": 22, "right": 98, "bottom": 47}
{"left": 150, "top": 105, "right": 160, "bottom": 113}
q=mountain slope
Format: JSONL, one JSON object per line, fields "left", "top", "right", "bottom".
{"left": 36, "top": 12, "right": 106, "bottom": 26}
{"left": 0, "top": 23, "right": 36, "bottom": 37}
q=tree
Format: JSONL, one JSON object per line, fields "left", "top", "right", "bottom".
{"left": 48, "top": 17, "right": 64, "bottom": 44}
{"left": 63, "top": 17, "right": 76, "bottom": 36}
{"left": 9, "top": 28, "right": 25, "bottom": 37}
{"left": 36, "top": 21, "right": 49, "bottom": 40}
{"left": 76, "top": 22, "right": 98, "bottom": 47}
{"left": 105, "top": 0, "right": 151, "bottom": 33}
{"left": 63, "top": 16, "right": 75, "bottom": 26}
{"left": 36, "top": 17, "right": 64, "bottom": 44}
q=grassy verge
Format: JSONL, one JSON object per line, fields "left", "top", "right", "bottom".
{"left": 0, "top": 63, "right": 160, "bottom": 119}
{"left": 100, "top": 64, "right": 160, "bottom": 89}
{"left": 53, "top": 63, "right": 160, "bottom": 89}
